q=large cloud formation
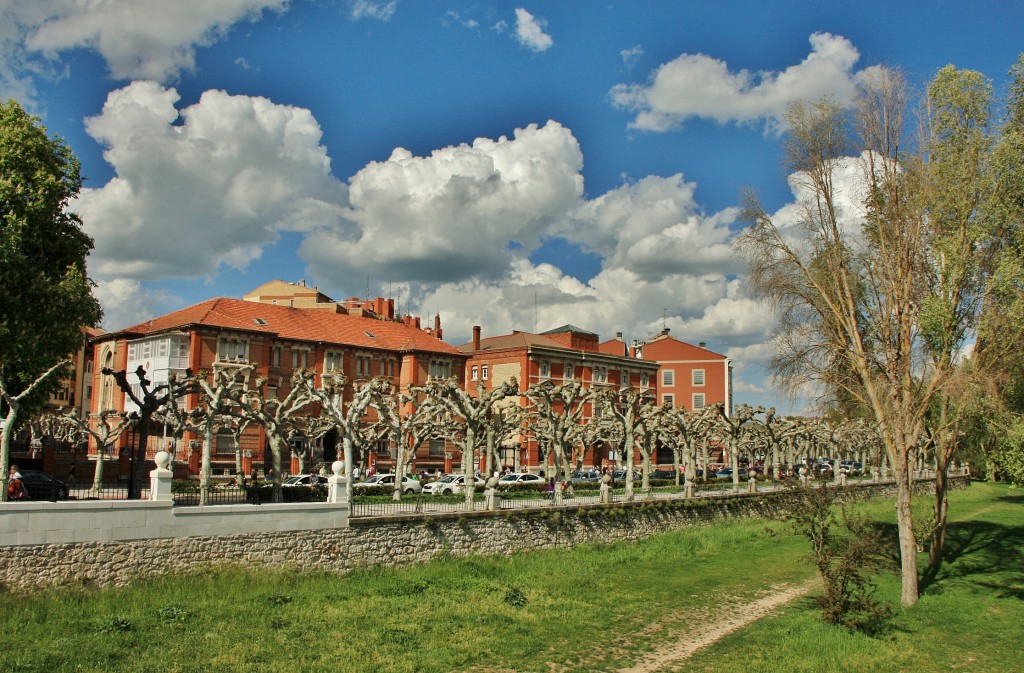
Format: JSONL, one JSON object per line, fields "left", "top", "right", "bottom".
{"left": 74, "top": 81, "right": 348, "bottom": 279}
{"left": 611, "top": 32, "right": 865, "bottom": 132}
{"left": 1, "top": 0, "right": 285, "bottom": 93}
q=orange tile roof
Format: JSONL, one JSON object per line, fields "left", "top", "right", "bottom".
{"left": 104, "top": 297, "right": 463, "bottom": 356}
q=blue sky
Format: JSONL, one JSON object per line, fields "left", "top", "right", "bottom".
{"left": 3, "top": 1, "right": 1023, "bottom": 414}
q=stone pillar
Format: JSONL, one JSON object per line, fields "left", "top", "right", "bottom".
{"left": 872, "top": 467, "right": 880, "bottom": 482}
{"left": 327, "top": 460, "right": 348, "bottom": 505}
{"left": 839, "top": 472, "right": 847, "bottom": 487}
{"left": 599, "top": 473, "right": 612, "bottom": 504}
{"left": 150, "top": 451, "right": 173, "bottom": 502}
{"left": 747, "top": 476, "right": 757, "bottom": 493}
{"left": 799, "top": 467, "right": 808, "bottom": 484}
{"left": 484, "top": 473, "right": 500, "bottom": 511}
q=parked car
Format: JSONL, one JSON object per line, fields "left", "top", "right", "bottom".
{"left": 353, "top": 474, "right": 423, "bottom": 494}
{"left": 19, "top": 470, "right": 69, "bottom": 500}
{"left": 571, "top": 471, "right": 603, "bottom": 484}
{"left": 422, "top": 474, "right": 485, "bottom": 495}
{"left": 839, "top": 460, "right": 863, "bottom": 475}
{"left": 651, "top": 469, "right": 678, "bottom": 480}
{"left": 282, "top": 474, "right": 328, "bottom": 488}
{"left": 498, "top": 472, "right": 544, "bottom": 485}
{"left": 611, "top": 469, "right": 639, "bottom": 481}
{"left": 714, "top": 467, "right": 749, "bottom": 480}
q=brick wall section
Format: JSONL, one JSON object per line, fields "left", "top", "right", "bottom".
{"left": 0, "top": 478, "right": 966, "bottom": 591}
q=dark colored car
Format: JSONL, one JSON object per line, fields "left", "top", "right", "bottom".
{"left": 19, "top": 470, "right": 70, "bottom": 500}
{"left": 651, "top": 469, "right": 678, "bottom": 480}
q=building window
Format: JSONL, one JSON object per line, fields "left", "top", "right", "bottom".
{"left": 594, "top": 366, "right": 608, "bottom": 384}
{"left": 692, "top": 369, "right": 705, "bottom": 386}
{"left": 381, "top": 359, "right": 396, "bottom": 377}
{"left": 471, "top": 366, "right": 478, "bottom": 381}
{"left": 662, "top": 369, "right": 675, "bottom": 387}
{"left": 428, "top": 439, "right": 445, "bottom": 457}
{"left": 216, "top": 429, "right": 234, "bottom": 455}
{"left": 481, "top": 365, "right": 489, "bottom": 380}
{"left": 217, "top": 338, "right": 248, "bottom": 362}
{"left": 539, "top": 361, "right": 550, "bottom": 378}
{"left": 662, "top": 393, "right": 675, "bottom": 407}
{"left": 324, "top": 351, "right": 343, "bottom": 373}
{"left": 640, "top": 373, "right": 649, "bottom": 388}
{"left": 429, "top": 360, "right": 451, "bottom": 379}
{"left": 266, "top": 385, "right": 278, "bottom": 400}
{"left": 271, "top": 346, "right": 281, "bottom": 367}
{"left": 692, "top": 393, "right": 706, "bottom": 410}
{"left": 291, "top": 348, "right": 309, "bottom": 370}
{"left": 620, "top": 369, "right": 629, "bottom": 386}
{"left": 564, "top": 364, "right": 574, "bottom": 380}
{"left": 354, "top": 355, "right": 372, "bottom": 378}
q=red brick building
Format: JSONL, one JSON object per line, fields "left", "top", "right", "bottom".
{"left": 637, "top": 329, "right": 731, "bottom": 416}
{"left": 89, "top": 288, "right": 466, "bottom": 478}
{"left": 459, "top": 324, "right": 660, "bottom": 472}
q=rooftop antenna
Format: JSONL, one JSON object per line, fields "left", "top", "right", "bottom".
{"left": 662, "top": 308, "right": 667, "bottom": 330}
{"left": 365, "top": 275, "right": 370, "bottom": 301}
{"left": 534, "top": 290, "right": 538, "bottom": 333}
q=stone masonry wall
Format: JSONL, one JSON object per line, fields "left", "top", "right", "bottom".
{"left": 0, "top": 478, "right": 965, "bottom": 591}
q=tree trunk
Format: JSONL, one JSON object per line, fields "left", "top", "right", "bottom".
{"left": 0, "top": 407, "right": 19, "bottom": 502}
{"left": 128, "top": 413, "right": 152, "bottom": 500}
{"left": 200, "top": 427, "right": 213, "bottom": 506}
{"left": 929, "top": 451, "right": 951, "bottom": 568}
{"left": 893, "top": 450, "right": 920, "bottom": 606}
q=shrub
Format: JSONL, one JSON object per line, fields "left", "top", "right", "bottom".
{"left": 789, "top": 483, "right": 893, "bottom": 633}
{"left": 503, "top": 587, "right": 528, "bottom": 607}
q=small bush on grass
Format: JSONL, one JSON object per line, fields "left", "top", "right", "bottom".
{"left": 789, "top": 483, "right": 893, "bottom": 633}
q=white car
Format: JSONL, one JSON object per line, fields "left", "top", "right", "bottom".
{"left": 422, "top": 474, "right": 486, "bottom": 495}
{"left": 352, "top": 474, "right": 423, "bottom": 494}
{"left": 282, "top": 474, "right": 328, "bottom": 487}
{"left": 498, "top": 472, "right": 544, "bottom": 486}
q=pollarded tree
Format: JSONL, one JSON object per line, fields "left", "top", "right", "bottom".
{"left": 423, "top": 377, "right": 521, "bottom": 506}
{"left": 595, "top": 388, "right": 658, "bottom": 498}
{"left": 299, "top": 373, "right": 385, "bottom": 502}
{"left": 102, "top": 366, "right": 196, "bottom": 499}
{"left": 235, "top": 370, "right": 316, "bottom": 503}
{"left": 370, "top": 383, "right": 442, "bottom": 501}
{"left": 181, "top": 365, "right": 255, "bottom": 505}
{"left": 49, "top": 406, "right": 134, "bottom": 495}
{"left": 524, "top": 380, "right": 593, "bottom": 502}
{"left": 1, "top": 100, "right": 101, "bottom": 500}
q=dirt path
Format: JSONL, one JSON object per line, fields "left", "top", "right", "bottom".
{"left": 615, "top": 579, "right": 818, "bottom": 673}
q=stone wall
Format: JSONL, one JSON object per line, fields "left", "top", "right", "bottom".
{"left": 0, "top": 477, "right": 965, "bottom": 591}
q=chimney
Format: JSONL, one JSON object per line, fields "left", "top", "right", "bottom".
{"left": 698, "top": 341, "right": 706, "bottom": 348}
{"left": 472, "top": 325, "right": 481, "bottom": 351}
{"left": 434, "top": 314, "right": 442, "bottom": 340}
{"left": 629, "top": 345, "right": 638, "bottom": 358}
{"left": 616, "top": 332, "right": 623, "bottom": 340}
{"left": 661, "top": 327, "right": 670, "bottom": 336}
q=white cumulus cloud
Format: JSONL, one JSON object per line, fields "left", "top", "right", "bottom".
{"left": 1, "top": 0, "right": 285, "bottom": 90}
{"left": 299, "top": 120, "right": 583, "bottom": 285}
{"left": 348, "top": 0, "right": 398, "bottom": 22}
{"left": 74, "top": 81, "right": 348, "bottom": 280}
{"left": 610, "top": 32, "right": 863, "bottom": 132}
{"left": 514, "top": 8, "right": 553, "bottom": 52}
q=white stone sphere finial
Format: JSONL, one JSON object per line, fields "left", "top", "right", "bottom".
{"left": 154, "top": 451, "right": 171, "bottom": 469}
{"left": 332, "top": 460, "right": 345, "bottom": 476}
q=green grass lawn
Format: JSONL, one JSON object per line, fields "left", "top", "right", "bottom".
{"left": 0, "top": 482, "right": 1018, "bottom": 673}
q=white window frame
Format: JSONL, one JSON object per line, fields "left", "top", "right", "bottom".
{"left": 662, "top": 369, "right": 675, "bottom": 387}
{"left": 471, "top": 366, "right": 478, "bottom": 381}
{"left": 640, "top": 372, "right": 649, "bottom": 388}
{"left": 539, "top": 360, "right": 550, "bottom": 379}
{"left": 564, "top": 363, "right": 574, "bottom": 381}
{"left": 692, "top": 393, "right": 706, "bottom": 410}
{"left": 481, "top": 365, "right": 489, "bottom": 380}
{"left": 429, "top": 359, "right": 451, "bottom": 379}
{"left": 594, "top": 366, "right": 608, "bottom": 384}
{"left": 291, "top": 347, "right": 309, "bottom": 370}
{"left": 217, "top": 338, "right": 249, "bottom": 363}
{"left": 692, "top": 368, "right": 705, "bottom": 386}
{"left": 324, "top": 350, "right": 344, "bottom": 373}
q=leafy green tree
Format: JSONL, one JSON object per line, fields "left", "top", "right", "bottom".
{"left": 1, "top": 99, "right": 101, "bottom": 500}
